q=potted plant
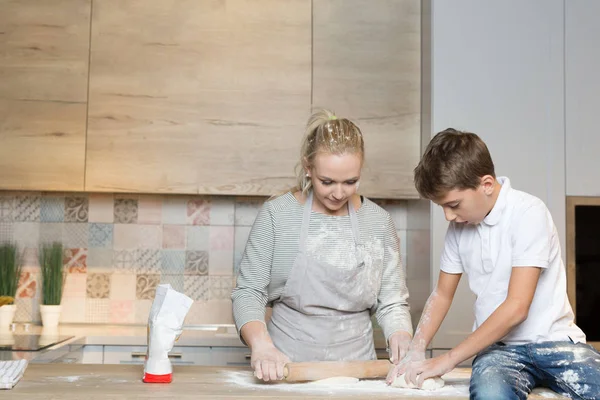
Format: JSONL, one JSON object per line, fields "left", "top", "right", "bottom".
{"left": 0, "top": 242, "right": 22, "bottom": 329}
{"left": 39, "top": 242, "right": 66, "bottom": 327}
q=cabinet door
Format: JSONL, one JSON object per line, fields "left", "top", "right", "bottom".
{"left": 210, "top": 346, "right": 250, "bottom": 367}
{"left": 0, "top": 0, "right": 89, "bottom": 191}
{"left": 85, "top": 0, "right": 311, "bottom": 195}
{"left": 312, "top": 0, "right": 421, "bottom": 199}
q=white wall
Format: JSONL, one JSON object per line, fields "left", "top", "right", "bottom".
{"left": 429, "top": 0, "right": 566, "bottom": 349}
{"left": 566, "top": 1, "right": 600, "bottom": 197}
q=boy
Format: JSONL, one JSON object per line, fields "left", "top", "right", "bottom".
{"left": 387, "top": 129, "right": 600, "bottom": 399}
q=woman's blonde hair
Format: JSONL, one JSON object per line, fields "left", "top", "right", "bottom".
{"left": 294, "top": 109, "right": 365, "bottom": 195}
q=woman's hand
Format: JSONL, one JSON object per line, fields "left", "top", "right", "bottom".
{"left": 250, "top": 342, "right": 291, "bottom": 382}
{"left": 387, "top": 330, "right": 412, "bottom": 364}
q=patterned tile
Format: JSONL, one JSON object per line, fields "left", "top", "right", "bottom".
{"left": 136, "top": 249, "right": 160, "bottom": 274}
{"left": 185, "top": 251, "right": 208, "bottom": 275}
{"left": 40, "top": 223, "right": 63, "bottom": 245}
{"left": 87, "top": 248, "right": 113, "bottom": 270}
{"left": 161, "top": 250, "right": 185, "bottom": 275}
{"left": 0, "top": 196, "right": 13, "bottom": 222}
{"left": 186, "top": 226, "right": 210, "bottom": 251}
{"left": 13, "top": 222, "right": 40, "bottom": 248}
{"left": 210, "top": 226, "right": 234, "bottom": 251}
{"left": 114, "top": 249, "right": 138, "bottom": 273}
{"left": 209, "top": 196, "right": 235, "bottom": 226}
{"left": 0, "top": 222, "right": 14, "bottom": 242}
{"left": 14, "top": 195, "right": 41, "bottom": 222}
{"left": 110, "top": 273, "right": 136, "bottom": 300}
{"left": 85, "top": 299, "right": 109, "bottom": 323}
{"left": 60, "top": 298, "right": 86, "bottom": 323}
{"left": 209, "top": 250, "right": 234, "bottom": 276}
{"left": 63, "top": 273, "right": 87, "bottom": 298}
{"left": 21, "top": 247, "right": 39, "bottom": 267}
{"left": 139, "top": 224, "right": 161, "bottom": 249}
{"left": 162, "top": 224, "right": 185, "bottom": 249}
{"left": 134, "top": 299, "right": 152, "bottom": 324}
{"left": 113, "top": 224, "right": 141, "bottom": 249}
{"left": 234, "top": 198, "right": 263, "bottom": 226}
{"left": 86, "top": 273, "right": 111, "bottom": 299}
{"left": 16, "top": 270, "right": 38, "bottom": 299}
{"left": 114, "top": 198, "right": 138, "bottom": 224}
{"left": 14, "top": 298, "right": 34, "bottom": 322}
{"left": 64, "top": 196, "right": 89, "bottom": 222}
{"left": 109, "top": 300, "right": 134, "bottom": 324}
{"left": 187, "top": 197, "right": 210, "bottom": 225}
{"left": 184, "top": 276, "right": 209, "bottom": 302}
{"left": 89, "top": 223, "right": 113, "bottom": 248}
{"left": 40, "top": 196, "right": 65, "bottom": 222}
{"left": 136, "top": 274, "right": 160, "bottom": 300}
{"left": 160, "top": 274, "right": 184, "bottom": 292}
{"left": 162, "top": 197, "right": 187, "bottom": 225}
{"left": 64, "top": 248, "right": 87, "bottom": 273}
{"left": 137, "top": 195, "right": 162, "bottom": 224}
{"left": 234, "top": 226, "right": 251, "bottom": 253}
{"left": 210, "top": 276, "right": 233, "bottom": 300}
{"left": 88, "top": 194, "right": 114, "bottom": 223}
{"left": 63, "top": 223, "right": 88, "bottom": 248}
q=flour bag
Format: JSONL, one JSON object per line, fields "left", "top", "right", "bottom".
{"left": 143, "top": 284, "right": 193, "bottom": 383}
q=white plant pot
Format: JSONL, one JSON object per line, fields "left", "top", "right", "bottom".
{"left": 40, "top": 304, "right": 62, "bottom": 328}
{"left": 0, "top": 304, "right": 16, "bottom": 330}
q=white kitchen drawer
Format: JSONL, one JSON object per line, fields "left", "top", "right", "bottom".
{"left": 210, "top": 346, "right": 250, "bottom": 366}
{"left": 102, "top": 345, "right": 248, "bottom": 366}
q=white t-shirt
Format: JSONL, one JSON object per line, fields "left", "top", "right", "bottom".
{"left": 440, "top": 177, "right": 585, "bottom": 344}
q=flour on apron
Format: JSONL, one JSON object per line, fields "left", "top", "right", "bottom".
{"left": 268, "top": 191, "right": 383, "bottom": 362}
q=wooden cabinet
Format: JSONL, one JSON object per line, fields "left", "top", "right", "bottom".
{"left": 84, "top": 0, "right": 312, "bottom": 195}
{"left": 312, "top": 0, "right": 421, "bottom": 199}
{"left": 0, "top": 0, "right": 90, "bottom": 191}
{"left": 0, "top": 0, "right": 421, "bottom": 199}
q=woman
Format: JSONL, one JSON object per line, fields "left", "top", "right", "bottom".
{"left": 231, "top": 109, "right": 412, "bottom": 381}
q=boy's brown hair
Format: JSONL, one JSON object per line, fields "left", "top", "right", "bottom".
{"left": 414, "top": 128, "right": 495, "bottom": 200}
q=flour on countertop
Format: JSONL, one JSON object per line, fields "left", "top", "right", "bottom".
{"left": 224, "top": 370, "right": 470, "bottom": 397}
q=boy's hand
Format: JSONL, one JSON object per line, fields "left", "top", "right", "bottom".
{"left": 250, "top": 342, "right": 290, "bottom": 382}
{"left": 404, "top": 352, "right": 455, "bottom": 388}
{"left": 385, "top": 349, "right": 426, "bottom": 385}
{"left": 387, "top": 330, "right": 412, "bottom": 364}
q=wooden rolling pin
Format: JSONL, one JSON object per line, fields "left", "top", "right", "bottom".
{"left": 283, "top": 360, "right": 392, "bottom": 382}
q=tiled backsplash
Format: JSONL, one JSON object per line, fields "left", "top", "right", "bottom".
{"left": 0, "top": 192, "right": 429, "bottom": 327}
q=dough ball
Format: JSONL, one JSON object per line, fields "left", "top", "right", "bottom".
{"left": 391, "top": 373, "right": 445, "bottom": 390}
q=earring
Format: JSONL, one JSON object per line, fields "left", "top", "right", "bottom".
{"left": 306, "top": 173, "right": 310, "bottom": 178}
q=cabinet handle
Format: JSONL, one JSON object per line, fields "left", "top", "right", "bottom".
{"left": 131, "top": 352, "right": 183, "bottom": 359}
{"left": 245, "top": 354, "right": 251, "bottom": 359}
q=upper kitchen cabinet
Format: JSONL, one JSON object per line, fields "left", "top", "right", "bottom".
{"left": 0, "top": 0, "right": 90, "bottom": 191}
{"left": 85, "top": 0, "right": 311, "bottom": 195}
{"left": 313, "top": 0, "right": 421, "bottom": 199}
{"left": 566, "top": 0, "right": 600, "bottom": 197}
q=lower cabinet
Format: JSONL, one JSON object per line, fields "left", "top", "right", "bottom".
{"left": 39, "top": 344, "right": 250, "bottom": 366}
{"left": 103, "top": 345, "right": 250, "bottom": 366}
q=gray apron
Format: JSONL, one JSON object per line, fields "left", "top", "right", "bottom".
{"left": 267, "top": 191, "right": 378, "bottom": 362}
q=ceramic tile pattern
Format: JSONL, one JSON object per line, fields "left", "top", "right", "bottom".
{"left": 0, "top": 192, "right": 428, "bottom": 325}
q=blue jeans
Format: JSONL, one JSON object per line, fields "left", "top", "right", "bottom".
{"left": 470, "top": 341, "right": 600, "bottom": 400}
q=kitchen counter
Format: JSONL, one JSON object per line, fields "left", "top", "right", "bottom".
{"left": 8, "top": 364, "right": 566, "bottom": 399}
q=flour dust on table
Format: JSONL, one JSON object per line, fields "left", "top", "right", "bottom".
{"left": 224, "top": 370, "right": 469, "bottom": 397}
